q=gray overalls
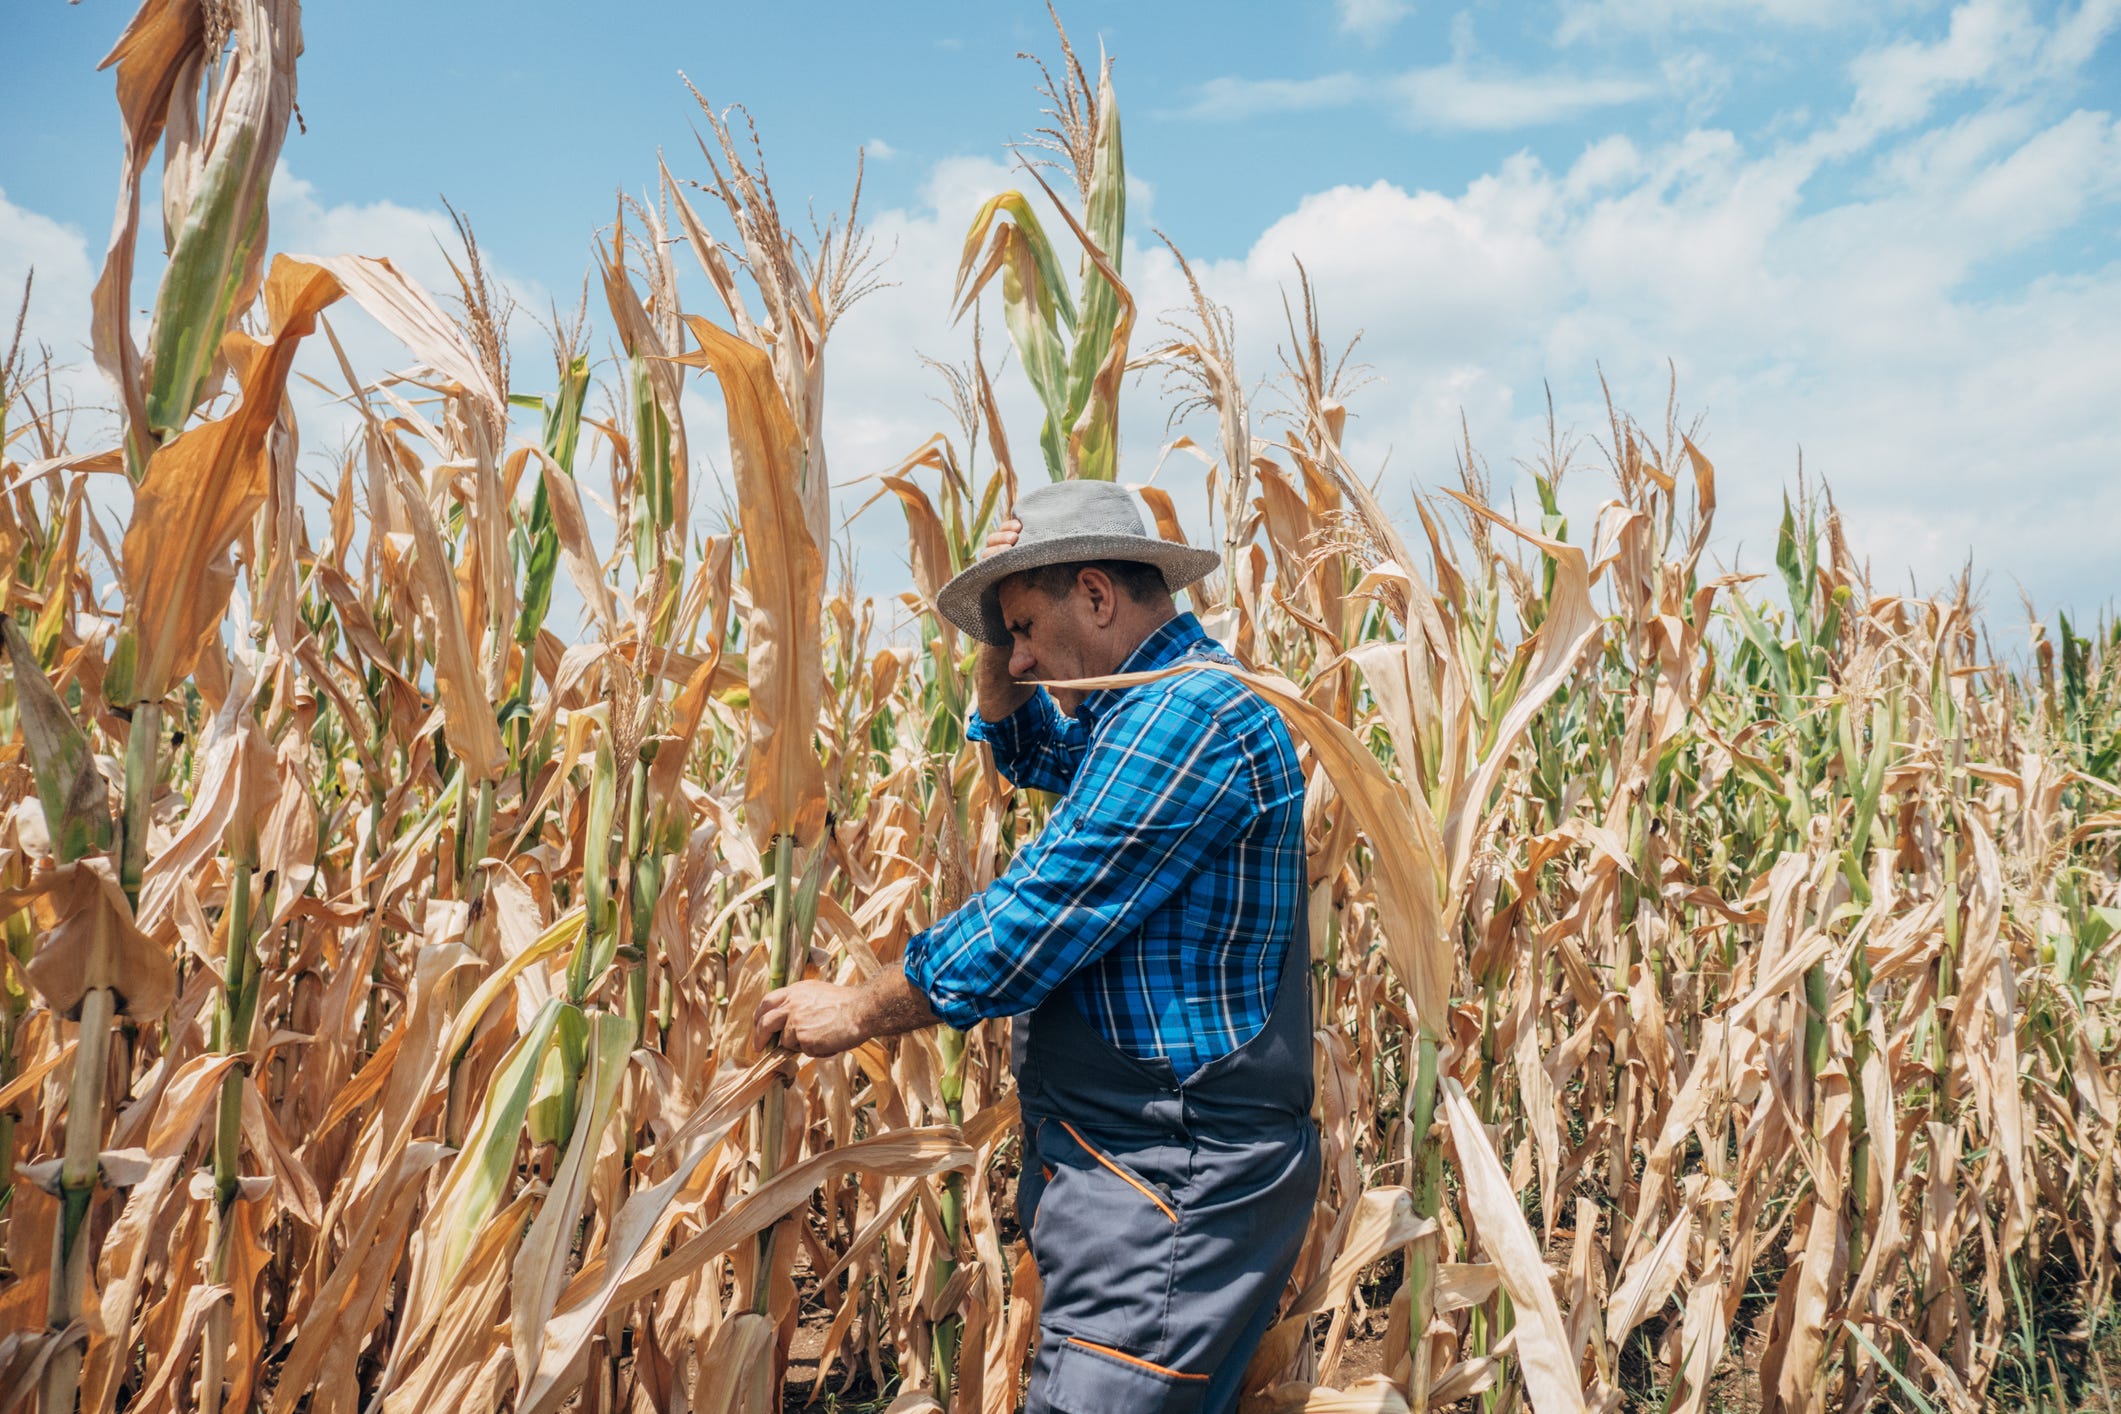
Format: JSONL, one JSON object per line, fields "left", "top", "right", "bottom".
{"left": 1015, "top": 908, "right": 1320, "bottom": 1413}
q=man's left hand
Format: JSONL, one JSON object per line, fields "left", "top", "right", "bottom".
{"left": 753, "top": 980, "right": 869, "bottom": 1058}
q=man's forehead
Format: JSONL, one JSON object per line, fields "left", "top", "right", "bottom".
{"left": 994, "top": 577, "right": 1043, "bottom": 618}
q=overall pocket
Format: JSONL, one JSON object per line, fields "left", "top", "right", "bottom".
{"left": 1030, "top": 1120, "right": 1186, "bottom": 1356}
{"left": 1049, "top": 1119, "right": 1179, "bottom": 1220}
{"left": 1042, "top": 1336, "right": 1211, "bottom": 1414}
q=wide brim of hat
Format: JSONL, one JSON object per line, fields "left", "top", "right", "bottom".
{"left": 935, "top": 533, "right": 1223, "bottom": 647}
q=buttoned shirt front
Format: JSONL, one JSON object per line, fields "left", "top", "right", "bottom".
{"left": 902, "top": 613, "right": 1306, "bottom": 1079}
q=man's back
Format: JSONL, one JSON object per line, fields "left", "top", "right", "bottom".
{"left": 905, "top": 612, "right": 1307, "bottom": 1078}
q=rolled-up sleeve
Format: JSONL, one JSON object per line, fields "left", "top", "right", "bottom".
{"left": 967, "top": 687, "right": 1088, "bottom": 794}
{"left": 904, "top": 691, "right": 1255, "bottom": 1028}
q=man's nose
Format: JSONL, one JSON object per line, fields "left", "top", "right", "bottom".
{"left": 1009, "top": 643, "right": 1037, "bottom": 678}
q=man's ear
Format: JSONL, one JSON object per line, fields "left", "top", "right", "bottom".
{"left": 1078, "top": 567, "right": 1118, "bottom": 626}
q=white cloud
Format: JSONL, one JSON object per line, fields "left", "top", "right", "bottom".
{"left": 1660, "top": 49, "right": 1734, "bottom": 123}
{"left": 2049, "top": 0, "right": 2121, "bottom": 64}
{"left": 273, "top": 168, "right": 481, "bottom": 301}
{"left": 1836, "top": 0, "right": 2049, "bottom": 149}
{"left": 0, "top": 186, "right": 109, "bottom": 436}
{"left": 1557, "top": 0, "right": 1852, "bottom": 43}
{"left": 1181, "top": 72, "right": 1368, "bottom": 120}
{"left": 267, "top": 166, "right": 559, "bottom": 469}
{"left": 795, "top": 74, "right": 2112, "bottom": 621}
{"left": 866, "top": 138, "right": 898, "bottom": 160}
{"left": 1338, "top": 0, "right": 1413, "bottom": 43}
{"left": 1094, "top": 22, "right": 2119, "bottom": 620}
{"left": 1814, "top": 0, "right": 2121, "bottom": 159}
{"left": 1177, "top": 61, "right": 1652, "bottom": 128}
{"left": 1392, "top": 64, "right": 1656, "bottom": 129}
{"left": 1948, "top": 107, "right": 2121, "bottom": 245}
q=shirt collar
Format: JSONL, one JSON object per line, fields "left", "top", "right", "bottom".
{"left": 1078, "top": 612, "right": 1208, "bottom": 727}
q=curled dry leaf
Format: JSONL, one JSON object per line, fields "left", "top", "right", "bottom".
{"left": 15, "top": 858, "right": 174, "bottom": 1021}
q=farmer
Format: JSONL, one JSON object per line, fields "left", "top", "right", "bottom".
{"left": 753, "top": 479, "right": 1318, "bottom": 1414}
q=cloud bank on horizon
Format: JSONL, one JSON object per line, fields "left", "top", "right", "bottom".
{"left": 2, "top": 0, "right": 2116, "bottom": 638}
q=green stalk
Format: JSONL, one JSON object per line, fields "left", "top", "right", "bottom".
{"left": 932, "top": 1022, "right": 968, "bottom": 1402}
{"left": 41, "top": 702, "right": 157, "bottom": 1414}
{"left": 39, "top": 986, "right": 113, "bottom": 1414}
{"left": 1932, "top": 828, "right": 1960, "bottom": 1121}
{"left": 0, "top": 905, "right": 31, "bottom": 1214}
{"left": 444, "top": 778, "right": 496, "bottom": 1148}
{"left": 753, "top": 832, "right": 797, "bottom": 1316}
{"left": 211, "top": 863, "right": 259, "bottom": 1204}
{"left": 1846, "top": 927, "right": 1874, "bottom": 1283}
{"left": 200, "top": 861, "right": 256, "bottom": 1414}
{"left": 359, "top": 676, "right": 390, "bottom": 1057}
{"left": 119, "top": 702, "right": 159, "bottom": 907}
{"left": 1405, "top": 1033, "right": 1442, "bottom": 1414}
{"left": 624, "top": 752, "right": 653, "bottom": 1048}
{"left": 1802, "top": 961, "right": 1831, "bottom": 1118}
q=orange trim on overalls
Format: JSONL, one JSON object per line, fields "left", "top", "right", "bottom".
{"left": 1066, "top": 1337, "right": 1209, "bottom": 1380}
{"left": 1055, "top": 1119, "right": 1177, "bottom": 1223}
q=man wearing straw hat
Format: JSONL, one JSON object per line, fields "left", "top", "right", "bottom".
{"left": 755, "top": 480, "right": 1318, "bottom": 1414}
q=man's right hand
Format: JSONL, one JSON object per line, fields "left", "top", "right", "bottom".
{"left": 980, "top": 516, "right": 1022, "bottom": 561}
{"left": 973, "top": 516, "right": 1034, "bottom": 723}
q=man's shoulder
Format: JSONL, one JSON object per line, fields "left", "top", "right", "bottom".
{"left": 1110, "top": 644, "right": 1292, "bottom": 753}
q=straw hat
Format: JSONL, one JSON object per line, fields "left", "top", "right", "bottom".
{"left": 935, "top": 480, "right": 1221, "bottom": 647}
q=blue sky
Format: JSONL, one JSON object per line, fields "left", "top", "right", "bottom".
{"left": 4, "top": 0, "right": 2118, "bottom": 631}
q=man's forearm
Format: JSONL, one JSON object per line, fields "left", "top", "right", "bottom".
{"left": 858, "top": 963, "right": 943, "bottom": 1040}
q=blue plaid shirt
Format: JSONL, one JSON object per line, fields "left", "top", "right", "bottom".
{"left": 903, "top": 613, "right": 1306, "bottom": 1079}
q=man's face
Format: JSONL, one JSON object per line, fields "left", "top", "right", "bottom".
{"left": 995, "top": 574, "right": 1102, "bottom": 707}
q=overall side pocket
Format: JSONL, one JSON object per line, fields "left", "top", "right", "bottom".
{"left": 1030, "top": 1120, "right": 1185, "bottom": 1355}
{"left": 1042, "top": 1335, "right": 1211, "bottom": 1414}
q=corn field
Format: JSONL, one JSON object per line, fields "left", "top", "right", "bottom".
{"left": 2, "top": 4, "right": 2117, "bottom": 1412}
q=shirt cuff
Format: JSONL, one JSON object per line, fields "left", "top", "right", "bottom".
{"left": 966, "top": 687, "right": 1060, "bottom": 754}
{"left": 901, "top": 924, "right": 988, "bottom": 1030}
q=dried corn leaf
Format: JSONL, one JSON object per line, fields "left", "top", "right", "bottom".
{"left": 1441, "top": 1079, "right": 1585, "bottom": 1413}
{"left": 670, "top": 314, "right": 825, "bottom": 848}
{"left": 16, "top": 858, "right": 173, "bottom": 1021}
{"left": 119, "top": 256, "right": 342, "bottom": 702}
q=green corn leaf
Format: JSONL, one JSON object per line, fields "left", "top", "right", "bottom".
{"left": 1774, "top": 496, "right": 1810, "bottom": 637}
{"left": 954, "top": 192, "right": 1076, "bottom": 332}
{"left": 631, "top": 350, "right": 675, "bottom": 576}
{"left": 144, "top": 161, "right": 270, "bottom": 439}
{"left": 572, "top": 730, "right": 620, "bottom": 1000}
{"left": 1841, "top": 1322, "right": 1939, "bottom": 1414}
{"left": 1728, "top": 589, "right": 1793, "bottom": 713}
{"left": 545, "top": 353, "right": 590, "bottom": 472}
{"left": 955, "top": 195, "right": 1077, "bottom": 480}
{"left": 436, "top": 995, "right": 568, "bottom": 1281}
{"left": 2, "top": 617, "right": 112, "bottom": 863}
{"left": 512, "top": 1010, "right": 635, "bottom": 1388}
{"left": 517, "top": 354, "right": 589, "bottom": 648}
{"left": 995, "top": 233, "right": 1075, "bottom": 480}
{"left": 1061, "top": 64, "right": 1127, "bottom": 473}
{"left": 527, "top": 1001, "right": 589, "bottom": 1147}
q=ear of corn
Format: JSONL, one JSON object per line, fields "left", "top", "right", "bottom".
{"left": 0, "top": 6, "right": 2114, "bottom": 1414}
